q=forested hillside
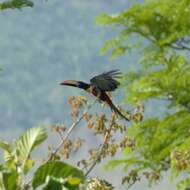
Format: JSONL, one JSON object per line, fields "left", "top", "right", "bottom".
{"left": 0, "top": 0, "right": 133, "bottom": 132}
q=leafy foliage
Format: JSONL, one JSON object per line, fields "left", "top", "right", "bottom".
{"left": 32, "top": 161, "right": 85, "bottom": 190}
{"left": 0, "top": 0, "right": 33, "bottom": 10}
{"left": 0, "top": 126, "right": 47, "bottom": 189}
{"left": 96, "top": 0, "right": 190, "bottom": 58}
{"left": 0, "top": 126, "right": 87, "bottom": 190}
{"left": 15, "top": 126, "right": 47, "bottom": 169}
{"left": 97, "top": 0, "right": 190, "bottom": 189}
{"left": 85, "top": 177, "right": 114, "bottom": 190}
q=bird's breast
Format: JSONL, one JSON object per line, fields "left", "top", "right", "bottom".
{"left": 86, "top": 86, "right": 101, "bottom": 97}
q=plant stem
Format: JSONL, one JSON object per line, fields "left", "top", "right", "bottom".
{"left": 85, "top": 131, "right": 110, "bottom": 177}
{"left": 49, "top": 99, "right": 97, "bottom": 161}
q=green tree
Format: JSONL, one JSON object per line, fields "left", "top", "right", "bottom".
{"left": 97, "top": 0, "right": 190, "bottom": 189}
{"left": 0, "top": 0, "right": 33, "bottom": 10}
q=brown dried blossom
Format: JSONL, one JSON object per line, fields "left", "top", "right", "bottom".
{"left": 131, "top": 102, "right": 144, "bottom": 122}
{"left": 73, "top": 138, "right": 85, "bottom": 152}
{"left": 49, "top": 124, "right": 66, "bottom": 133}
{"left": 94, "top": 113, "right": 107, "bottom": 134}
{"left": 143, "top": 171, "right": 160, "bottom": 182}
{"left": 171, "top": 150, "right": 190, "bottom": 171}
{"left": 122, "top": 170, "right": 140, "bottom": 186}
{"left": 89, "top": 148, "right": 99, "bottom": 161}
{"left": 68, "top": 96, "right": 87, "bottom": 118}
{"left": 87, "top": 122, "right": 94, "bottom": 129}
{"left": 119, "top": 136, "right": 135, "bottom": 150}
{"left": 83, "top": 112, "right": 92, "bottom": 122}
{"left": 59, "top": 139, "right": 72, "bottom": 159}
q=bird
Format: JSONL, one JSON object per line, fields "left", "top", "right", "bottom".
{"left": 60, "top": 70, "right": 129, "bottom": 121}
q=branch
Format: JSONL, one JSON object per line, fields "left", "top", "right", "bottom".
{"left": 158, "top": 95, "right": 190, "bottom": 112}
{"left": 126, "top": 181, "right": 136, "bottom": 190}
{"left": 85, "top": 130, "right": 110, "bottom": 177}
{"left": 136, "top": 30, "right": 190, "bottom": 52}
{"left": 48, "top": 98, "right": 97, "bottom": 161}
{"left": 170, "top": 44, "right": 190, "bottom": 51}
{"left": 179, "top": 102, "right": 190, "bottom": 112}
{"left": 134, "top": 30, "right": 156, "bottom": 44}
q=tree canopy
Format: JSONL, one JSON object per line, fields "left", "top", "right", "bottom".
{"left": 0, "top": 0, "right": 33, "bottom": 10}
{"left": 97, "top": 0, "right": 190, "bottom": 189}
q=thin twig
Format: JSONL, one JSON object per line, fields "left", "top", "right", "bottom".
{"left": 170, "top": 44, "right": 190, "bottom": 51}
{"left": 126, "top": 181, "right": 136, "bottom": 190}
{"left": 85, "top": 131, "right": 110, "bottom": 177}
{"left": 57, "top": 130, "right": 64, "bottom": 141}
{"left": 48, "top": 98, "right": 97, "bottom": 161}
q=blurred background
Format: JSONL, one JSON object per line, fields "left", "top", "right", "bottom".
{"left": 0, "top": 0, "right": 173, "bottom": 189}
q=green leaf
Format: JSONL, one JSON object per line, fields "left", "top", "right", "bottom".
{"left": 0, "top": 140, "right": 12, "bottom": 153}
{"left": 0, "top": 173, "right": 6, "bottom": 190}
{"left": 32, "top": 161, "right": 85, "bottom": 189}
{"left": 100, "top": 39, "right": 120, "bottom": 55}
{"left": 23, "top": 159, "right": 34, "bottom": 174}
{"left": 43, "top": 177, "right": 63, "bottom": 190}
{"left": 0, "top": 0, "right": 33, "bottom": 10}
{"left": 105, "top": 159, "right": 127, "bottom": 170}
{"left": 96, "top": 13, "right": 120, "bottom": 25}
{"left": 15, "top": 126, "right": 47, "bottom": 171}
{"left": 0, "top": 140, "right": 13, "bottom": 163}
{"left": 67, "top": 177, "right": 82, "bottom": 185}
{"left": 177, "top": 177, "right": 190, "bottom": 190}
{"left": 43, "top": 176, "right": 80, "bottom": 190}
{"left": 110, "top": 46, "right": 126, "bottom": 60}
{"left": 2, "top": 170, "right": 20, "bottom": 190}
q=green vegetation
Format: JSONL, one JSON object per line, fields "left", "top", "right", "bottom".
{"left": 97, "top": 0, "right": 190, "bottom": 189}
{"left": 0, "top": 126, "right": 85, "bottom": 190}
{"left": 0, "top": 0, "right": 33, "bottom": 10}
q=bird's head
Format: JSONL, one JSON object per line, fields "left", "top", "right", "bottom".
{"left": 60, "top": 80, "right": 90, "bottom": 90}
{"left": 60, "top": 80, "right": 79, "bottom": 87}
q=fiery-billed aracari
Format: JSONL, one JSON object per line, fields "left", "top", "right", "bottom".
{"left": 60, "top": 70, "right": 129, "bottom": 121}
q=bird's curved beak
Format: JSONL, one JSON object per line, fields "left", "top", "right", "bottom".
{"left": 59, "top": 80, "right": 79, "bottom": 87}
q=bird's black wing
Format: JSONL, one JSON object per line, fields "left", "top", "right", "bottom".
{"left": 90, "top": 70, "right": 122, "bottom": 91}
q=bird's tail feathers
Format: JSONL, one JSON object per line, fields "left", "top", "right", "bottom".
{"left": 106, "top": 96, "right": 129, "bottom": 121}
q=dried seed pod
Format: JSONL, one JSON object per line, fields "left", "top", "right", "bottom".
{"left": 86, "top": 177, "right": 114, "bottom": 190}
